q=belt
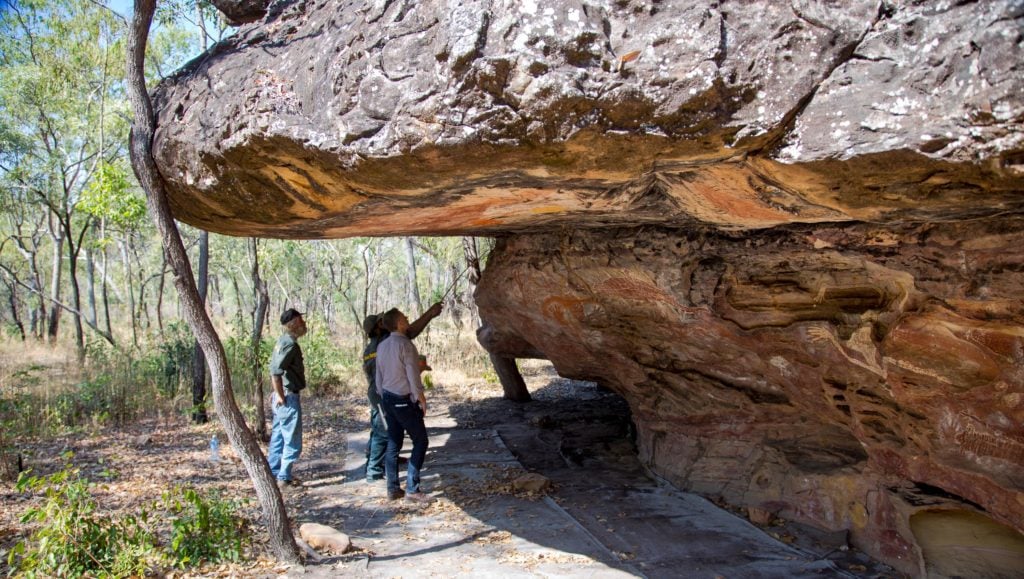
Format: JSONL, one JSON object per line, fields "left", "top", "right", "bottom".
{"left": 363, "top": 352, "right": 376, "bottom": 362}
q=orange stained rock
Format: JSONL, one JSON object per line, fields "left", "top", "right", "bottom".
{"left": 886, "top": 316, "right": 1004, "bottom": 388}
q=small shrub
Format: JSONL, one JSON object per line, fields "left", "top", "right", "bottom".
{"left": 73, "top": 374, "right": 114, "bottom": 423}
{"left": 294, "top": 326, "right": 357, "bottom": 395}
{"left": 162, "top": 486, "right": 248, "bottom": 568}
{"left": 8, "top": 468, "right": 158, "bottom": 578}
{"left": 9, "top": 468, "right": 252, "bottom": 577}
{"left": 137, "top": 322, "right": 194, "bottom": 399}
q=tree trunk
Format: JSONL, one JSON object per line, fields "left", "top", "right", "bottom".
{"left": 101, "top": 219, "right": 113, "bottom": 339}
{"left": 192, "top": 230, "right": 209, "bottom": 424}
{"left": 250, "top": 238, "right": 270, "bottom": 441}
{"left": 126, "top": 0, "right": 300, "bottom": 563}
{"left": 462, "top": 236, "right": 482, "bottom": 327}
{"left": 27, "top": 260, "right": 45, "bottom": 340}
{"left": 86, "top": 246, "right": 98, "bottom": 328}
{"left": 2, "top": 277, "right": 26, "bottom": 341}
{"left": 404, "top": 236, "right": 421, "bottom": 313}
{"left": 66, "top": 238, "right": 86, "bottom": 361}
{"left": 46, "top": 228, "right": 63, "bottom": 343}
{"left": 121, "top": 240, "right": 138, "bottom": 347}
{"left": 156, "top": 250, "right": 165, "bottom": 334}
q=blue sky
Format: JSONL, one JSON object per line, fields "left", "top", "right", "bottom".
{"left": 109, "top": 0, "right": 132, "bottom": 17}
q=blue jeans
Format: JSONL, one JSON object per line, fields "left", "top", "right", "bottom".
{"left": 364, "top": 398, "right": 388, "bottom": 480}
{"left": 267, "top": 392, "right": 302, "bottom": 481}
{"left": 382, "top": 391, "right": 428, "bottom": 494}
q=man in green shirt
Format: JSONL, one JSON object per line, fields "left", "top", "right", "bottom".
{"left": 268, "top": 308, "right": 307, "bottom": 488}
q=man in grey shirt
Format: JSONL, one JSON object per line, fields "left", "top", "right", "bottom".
{"left": 375, "top": 308, "right": 430, "bottom": 502}
{"left": 268, "top": 308, "right": 307, "bottom": 488}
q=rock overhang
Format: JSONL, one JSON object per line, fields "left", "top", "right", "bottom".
{"left": 152, "top": 0, "right": 1024, "bottom": 238}
{"left": 152, "top": 0, "right": 1024, "bottom": 574}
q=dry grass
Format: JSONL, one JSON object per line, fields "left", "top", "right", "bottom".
{"left": 0, "top": 320, "right": 562, "bottom": 575}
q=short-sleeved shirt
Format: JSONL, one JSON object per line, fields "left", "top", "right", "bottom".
{"left": 270, "top": 333, "right": 306, "bottom": 393}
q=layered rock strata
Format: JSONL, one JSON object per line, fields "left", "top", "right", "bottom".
{"left": 151, "top": 0, "right": 1024, "bottom": 573}
{"left": 475, "top": 220, "right": 1024, "bottom": 574}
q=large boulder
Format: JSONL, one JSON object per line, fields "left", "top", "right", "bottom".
{"left": 152, "top": 0, "right": 1024, "bottom": 574}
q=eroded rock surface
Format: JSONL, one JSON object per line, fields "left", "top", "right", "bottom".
{"left": 154, "top": 0, "right": 1023, "bottom": 238}
{"left": 476, "top": 221, "right": 1024, "bottom": 575}
{"left": 152, "top": 0, "right": 1024, "bottom": 574}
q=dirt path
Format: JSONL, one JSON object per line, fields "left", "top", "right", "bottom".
{"left": 282, "top": 365, "right": 899, "bottom": 578}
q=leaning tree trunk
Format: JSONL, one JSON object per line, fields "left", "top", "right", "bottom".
{"left": 192, "top": 230, "right": 209, "bottom": 424}
{"left": 126, "top": 0, "right": 299, "bottom": 563}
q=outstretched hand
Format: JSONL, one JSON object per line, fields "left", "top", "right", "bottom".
{"left": 426, "top": 301, "right": 443, "bottom": 318}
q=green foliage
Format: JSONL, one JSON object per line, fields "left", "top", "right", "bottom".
{"left": 136, "top": 321, "right": 195, "bottom": 399}
{"left": 298, "top": 325, "right": 357, "bottom": 394}
{"left": 8, "top": 467, "right": 251, "bottom": 577}
{"left": 161, "top": 485, "right": 248, "bottom": 568}
{"left": 50, "top": 373, "right": 115, "bottom": 429}
{"left": 79, "top": 163, "right": 147, "bottom": 231}
{"left": 9, "top": 468, "right": 158, "bottom": 578}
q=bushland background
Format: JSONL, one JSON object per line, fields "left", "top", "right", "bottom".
{"left": 1, "top": 1, "right": 503, "bottom": 574}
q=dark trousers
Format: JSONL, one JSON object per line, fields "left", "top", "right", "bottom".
{"left": 381, "top": 390, "right": 428, "bottom": 494}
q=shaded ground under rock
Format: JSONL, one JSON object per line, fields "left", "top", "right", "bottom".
{"left": 285, "top": 364, "right": 900, "bottom": 578}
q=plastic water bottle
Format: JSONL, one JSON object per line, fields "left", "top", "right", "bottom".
{"left": 210, "top": 434, "right": 220, "bottom": 463}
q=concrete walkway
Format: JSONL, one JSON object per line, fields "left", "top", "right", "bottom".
{"left": 279, "top": 382, "right": 894, "bottom": 578}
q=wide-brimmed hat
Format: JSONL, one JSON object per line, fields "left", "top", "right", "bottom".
{"left": 280, "top": 308, "right": 305, "bottom": 325}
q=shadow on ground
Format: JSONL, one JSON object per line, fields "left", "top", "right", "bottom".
{"left": 285, "top": 365, "right": 901, "bottom": 578}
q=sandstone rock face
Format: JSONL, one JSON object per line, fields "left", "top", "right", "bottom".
{"left": 475, "top": 221, "right": 1024, "bottom": 574}
{"left": 152, "top": 0, "right": 1024, "bottom": 574}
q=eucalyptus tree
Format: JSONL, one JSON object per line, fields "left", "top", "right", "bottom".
{"left": 0, "top": 0, "right": 129, "bottom": 357}
{"left": 78, "top": 160, "right": 147, "bottom": 344}
{"left": 126, "top": 0, "right": 300, "bottom": 563}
